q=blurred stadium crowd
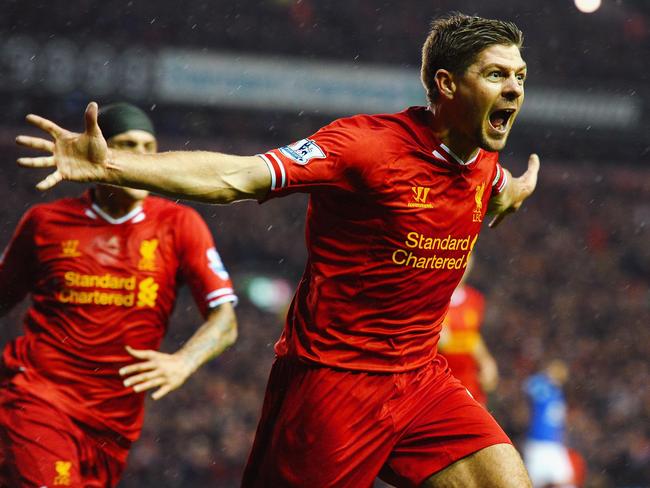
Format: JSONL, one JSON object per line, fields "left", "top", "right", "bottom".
{"left": 1, "top": 0, "right": 649, "bottom": 487}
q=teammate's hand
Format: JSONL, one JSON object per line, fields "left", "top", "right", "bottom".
{"left": 119, "top": 346, "right": 193, "bottom": 400}
{"left": 16, "top": 102, "right": 110, "bottom": 191}
{"left": 487, "top": 153, "right": 540, "bottom": 228}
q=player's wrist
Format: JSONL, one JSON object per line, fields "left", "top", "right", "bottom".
{"left": 103, "top": 148, "right": 127, "bottom": 185}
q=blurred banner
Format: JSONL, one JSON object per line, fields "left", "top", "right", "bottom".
{"left": 0, "top": 35, "right": 643, "bottom": 129}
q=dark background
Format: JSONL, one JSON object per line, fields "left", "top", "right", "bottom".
{"left": 0, "top": 1, "right": 648, "bottom": 487}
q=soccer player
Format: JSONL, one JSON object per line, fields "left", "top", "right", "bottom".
{"left": 17, "top": 14, "right": 538, "bottom": 488}
{"left": 523, "top": 360, "right": 578, "bottom": 488}
{"left": 1, "top": 103, "right": 238, "bottom": 487}
{"left": 438, "top": 257, "right": 499, "bottom": 406}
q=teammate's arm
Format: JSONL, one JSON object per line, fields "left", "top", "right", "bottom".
{"left": 119, "top": 302, "right": 237, "bottom": 400}
{"left": 473, "top": 337, "right": 499, "bottom": 393}
{"left": 487, "top": 153, "right": 540, "bottom": 227}
{"left": 17, "top": 102, "right": 270, "bottom": 203}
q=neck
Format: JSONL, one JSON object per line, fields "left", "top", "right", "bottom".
{"left": 428, "top": 105, "right": 479, "bottom": 163}
{"left": 93, "top": 186, "right": 141, "bottom": 219}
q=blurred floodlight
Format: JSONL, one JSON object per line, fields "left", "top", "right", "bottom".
{"left": 246, "top": 276, "right": 292, "bottom": 313}
{"left": 574, "top": 0, "right": 601, "bottom": 13}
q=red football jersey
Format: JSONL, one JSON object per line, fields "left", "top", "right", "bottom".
{"left": 259, "top": 107, "right": 507, "bottom": 372}
{"left": 0, "top": 192, "right": 237, "bottom": 442}
{"left": 438, "top": 285, "right": 486, "bottom": 403}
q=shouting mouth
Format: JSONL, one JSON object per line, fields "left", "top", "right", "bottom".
{"left": 488, "top": 108, "right": 516, "bottom": 134}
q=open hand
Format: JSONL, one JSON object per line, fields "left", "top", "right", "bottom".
{"left": 16, "top": 102, "right": 110, "bottom": 191}
{"left": 488, "top": 153, "right": 540, "bottom": 228}
{"left": 119, "top": 346, "right": 193, "bottom": 400}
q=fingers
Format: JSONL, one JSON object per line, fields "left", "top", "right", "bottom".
{"left": 36, "top": 171, "right": 63, "bottom": 191}
{"left": 527, "top": 153, "right": 540, "bottom": 173}
{"left": 520, "top": 153, "right": 540, "bottom": 195}
{"left": 123, "top": 370, "right": 159, "bottom": 388}
{"left": 131, "top": 377, "right": 165, "bottom": 393}
{"left": 15, "top": 136, "right": 55, "bottom": 153}
{"left": 152, "top": 385, "right": 173, "bottom": 401}
{"left": 488, "top": 208, "right": 511, "bottom": 228}
{"left": 84, "top": 102, "right": 102, "bottom": 137}
{"left": 119, "top": 360, "right": 155, "bottom": 377}
{"left": 17, "top": 156, "right": 55, "bottom": 168}
{"left": 25, "top": 114, "right": 65, "bottom": 139}
{"left": 125, "top": 345, "right": 158, "bottom": 360}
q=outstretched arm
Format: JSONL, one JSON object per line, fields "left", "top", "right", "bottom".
{"left": 119, "top": 302, "right": 237, "bottom": 400}
{"left": 16, "top": 102, "right": 270, "bottom": 203}
{"left": 487, "top": 153, "right": 540, "bottom": 228}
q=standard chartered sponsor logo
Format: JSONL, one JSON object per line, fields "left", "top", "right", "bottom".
{"left": 64, "top": 271, "right": 136, "bottom": 290}
{"left": 391, "top": 232, "right": 478, "bottom": 270}
{"left": 57, "top": 271, "right": 158, "bottom": 307}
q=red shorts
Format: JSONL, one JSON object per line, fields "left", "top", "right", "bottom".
{"left": 243, "top": 355, "right": 510, "bottom": 488}
{"left": 0, "top": 384, "right": 128, "bottom": 488}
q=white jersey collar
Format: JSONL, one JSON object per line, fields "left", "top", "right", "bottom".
{"left": 88, "top": 202, "right": 145, "bottom": 225}
{"left": 436, "top": 143, "right": 480, "bottom": 166}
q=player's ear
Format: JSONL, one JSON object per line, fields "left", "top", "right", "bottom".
{"left": 434, "top": 69, "right": 456, "bottom": 100}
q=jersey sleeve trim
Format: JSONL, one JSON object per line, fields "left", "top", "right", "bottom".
{"left": 492, "top": 163, "right": 509, "bottom": 194}
{"left": 206, "top": 287, "right": 238, "bottom": 308}
{"left": 208, "top": 295, "right": 238, "bottom": 308}
{"left": 257, "top": 153, "right": 287, "bottom": 191}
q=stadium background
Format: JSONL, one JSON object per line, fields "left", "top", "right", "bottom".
{"left": 0, "top": 0, "right": 648, "bottom": 486}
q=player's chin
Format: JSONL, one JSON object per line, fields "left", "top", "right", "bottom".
{"left": 125, "top": 188, "right": 150, "bottom": 200}
{"left": 480, "top": 130, "right": 509, "bottom": 152}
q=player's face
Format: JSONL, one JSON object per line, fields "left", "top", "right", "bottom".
{"left": 107, "top": 130, "right": 157, "bottom": 201}
{"left": 454, "top": 44, "right": 526, "bottom": 153}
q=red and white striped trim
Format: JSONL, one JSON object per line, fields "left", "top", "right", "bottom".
{"left": 438, "top": 143, "right": 480, "bottom": 166}
{"left": 258, "top": 152, "right": 287, "bottom": 191}
{"left": 492, "top": 163, "right": 509, "bottom": 194}
{"left": 205, "top": 287, "right": 238, "bottom": 308}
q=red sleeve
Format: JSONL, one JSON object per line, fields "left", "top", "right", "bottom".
{"left": 490, "top": 162, "right": 508, "bottom": 195}
{"left": 258, "top": 117, "right": 376, "bottom": 199}
{"left": 175, "top": 207, "right": 237, "bottom": 318}
{"left": 0, "top": 209, "right": 37, "bottom": 310}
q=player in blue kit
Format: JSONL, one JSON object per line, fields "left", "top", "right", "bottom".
{"left": 523, "top": 360, "right": 576, "bottom": 488}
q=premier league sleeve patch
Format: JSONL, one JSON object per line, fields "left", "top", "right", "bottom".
{"left": 279, "top": 139, "right": 326, "bottom": 165}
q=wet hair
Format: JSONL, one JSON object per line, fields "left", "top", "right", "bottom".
{"left": 98, "top": 102, "right": 155, "bottom": 140}
{"left": 421, "top": 13, "right": 523, "bottom": 105}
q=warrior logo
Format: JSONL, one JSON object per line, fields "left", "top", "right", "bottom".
{"left": 408, "top": 187, "right": 433, "bottom": 208}
{"left": 60, "top": 240, "right": 81, "bottom": 258}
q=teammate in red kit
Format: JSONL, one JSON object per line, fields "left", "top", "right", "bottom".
{"left": 1, "top": 103, "right": 238, "bottom": 487}
{"left": 17, "top": 14, "right": 538, "bottom": 488}
{"left": 438, "top": 257, "right": 499, "bottom": 406}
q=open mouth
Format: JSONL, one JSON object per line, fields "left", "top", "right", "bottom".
{"left": 488, "top": 109, "right": 515, "bottom": 133}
